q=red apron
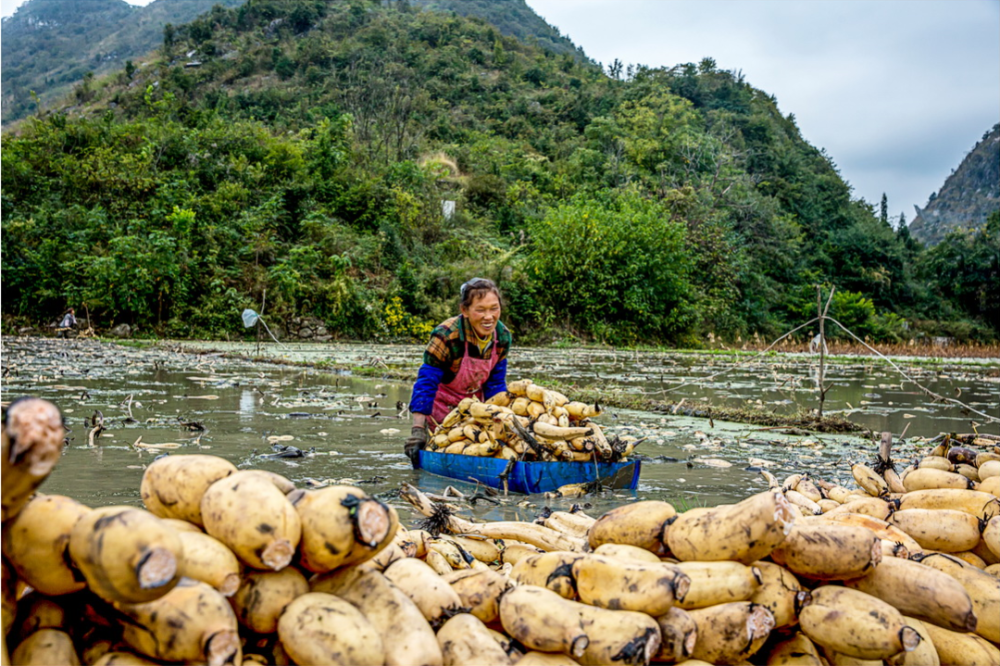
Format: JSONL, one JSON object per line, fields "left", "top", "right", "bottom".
{"left": 430, "top": 339, "right": 500, "bottom": 431}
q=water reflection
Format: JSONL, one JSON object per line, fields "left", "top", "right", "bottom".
{"left": 239, "top": 389, "right": 256, "bottom": 419}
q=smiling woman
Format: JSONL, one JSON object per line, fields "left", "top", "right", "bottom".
{"left": 404, "top": 278, "right": 511, "bottom": 463}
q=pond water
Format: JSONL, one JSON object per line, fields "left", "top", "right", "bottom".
{"left": 2, "top": 337, "right": 997, "bottom": 524}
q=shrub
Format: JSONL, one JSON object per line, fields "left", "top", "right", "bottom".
{"left": 526, "top": 190, "right": 692, "bottom": 342}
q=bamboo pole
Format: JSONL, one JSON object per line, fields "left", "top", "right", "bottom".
{"left": 256, "top": 288, "right": 266, "bottom": 356}
{"left": 816, "top": 285, "right": 835, "bottom": 418}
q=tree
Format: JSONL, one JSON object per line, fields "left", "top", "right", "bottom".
{"left": 895, "top": 211, "right": 920, "bottom": 259}
{"left": 608, "top": 58, "right": 623, "bottom": 80}
{"left": 879, "top": 193, "right": 889, "bottom": 227}
{"left": 493, "top": 39, "right": 506, "bottom": 65}
{"left": 920, "top": 212, "right": 1000, "bottom": 336}
{"left": 526, "top": 191, "right": 693, "bottom": 341}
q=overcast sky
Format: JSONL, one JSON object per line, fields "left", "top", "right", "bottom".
{"left": 526, "top": 0, "right": 1000, "bottom": 222}
{"left": 4, "top": 0, "right": 997, "bottom": 220}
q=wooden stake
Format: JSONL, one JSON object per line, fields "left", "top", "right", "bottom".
{"left": 816, "top": 285, "right": 835, "bottom": 418}
{"left": 878, "top": 431, "right": 893, "bottom": 466}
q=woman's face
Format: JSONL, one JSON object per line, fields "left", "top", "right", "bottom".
{"left": 462, "top": 291, "right": 501, "bottom": 339}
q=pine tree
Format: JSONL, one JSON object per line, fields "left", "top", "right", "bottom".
{"left": 896, "top": 211, "right": 920, "bottom": 256}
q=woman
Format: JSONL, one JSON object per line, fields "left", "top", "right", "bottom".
{"left": 404, "top": 278, "right": 510, "bottom": 463}
{"left": 56, "top": 308, "right": 77, "bottom": 338}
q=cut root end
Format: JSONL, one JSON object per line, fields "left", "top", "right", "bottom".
{"left": 205, "top": 630, "right": 241, "bottom": 666}
{"left": 773, "top": 491, "right": 798, "bottom": 535}
{"left": 219, "top": 573, "right": 240, "bottom": 597}
{"left": 571, "top": 635, "right": 590, "bottom": 658}
{"left": 671, "top": 572, "right": 691, "bottom": 603}
{"left": 868, "top": 536, "right": 883, "bottom": 569}
{"left": 354, "top": 499, "right": 392, "bottom": 548}
{"left": 5, "top": 397, "right": 64, "bottom": 473}
{"left": 136, "top": 547, "right": 178, "bottom": 590}
{"left": 683, "top": 631, "right": 697, "bottom": 657}
{"left": 748, "top": 603, "right": 776, "bottom": 640}
{"left": 261, "top": 539, "right": 294, "bottom": 571}
{"left": 899, "top": 626, "right": 921, "bottom": 653}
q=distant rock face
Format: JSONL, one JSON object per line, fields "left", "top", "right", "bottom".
{"left": 109, "top": 323, "right": 131, "bottom": 338}
{"left": 909, "top": 124, "right": 1000, "bottom": 246}
{"left": 288, "top": 316, "right": 331, "bottom": 341}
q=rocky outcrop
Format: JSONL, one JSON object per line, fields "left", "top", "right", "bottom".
{"left": 909, "top": 124, "right": 1000, "bottom": 245}
{"left": 109, "top": 323, "right": 131, "bottom": 338}
{"left": 286, "top": 316, "right": 332, "bottom": 342}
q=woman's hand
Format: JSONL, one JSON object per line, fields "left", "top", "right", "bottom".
{"left": 404, "top": 426, "right": 428, "bottom": 463}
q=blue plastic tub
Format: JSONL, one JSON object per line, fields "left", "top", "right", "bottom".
{"left": 414, "top": 450, "right": 640, "bottom": 494}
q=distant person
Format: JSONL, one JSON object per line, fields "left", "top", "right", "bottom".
{"left": 404, "top": 278, "right": 511, "bottom": 463}
{"left": 56, "top": 308, "right": 77, "bottom": 338}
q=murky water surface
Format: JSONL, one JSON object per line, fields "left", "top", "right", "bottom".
{"left": 2, "top": 337, "right": 997, "bottom": 523}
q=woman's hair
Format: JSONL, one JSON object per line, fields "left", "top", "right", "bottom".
{"left": 460, "top": 277, "right": 501, "bottom": 309}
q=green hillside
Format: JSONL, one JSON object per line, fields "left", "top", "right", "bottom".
{"left": 2, "top": 0, "right": 996, "bottom": 343}
{"left": 1, "top": 0, "right": 244, "bottom": 124}
{"left": 1, "top": 0, "right": 581, "bottom": 125}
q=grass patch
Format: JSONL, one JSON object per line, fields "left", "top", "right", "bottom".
{"left": 105, "top": 338, "right": 156, "bottom": 349}
{"left": 349, "top": 366, "right": 414, "bottom": 380}
{"left": 672, "top": 496, "right": 711, "bottom": 512}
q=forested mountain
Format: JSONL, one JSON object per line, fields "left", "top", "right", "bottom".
{"left": 2, "top": 0, "right": 996, "bottom": 343}
{"left": 909, "top": 124, "right": 1000, "bottom": 246}
{"left": 1, "top": 0, "right": 244, "bottom": 124}
{"left": 1, "top": 0, "right": 579, "bottom": 125}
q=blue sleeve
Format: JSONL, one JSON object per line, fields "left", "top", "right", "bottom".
{"left": 482, "top": 358, "right": 508, "bottom": 400}
{"left": 410, "top": 363, "right": 445, "bottom": 415}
